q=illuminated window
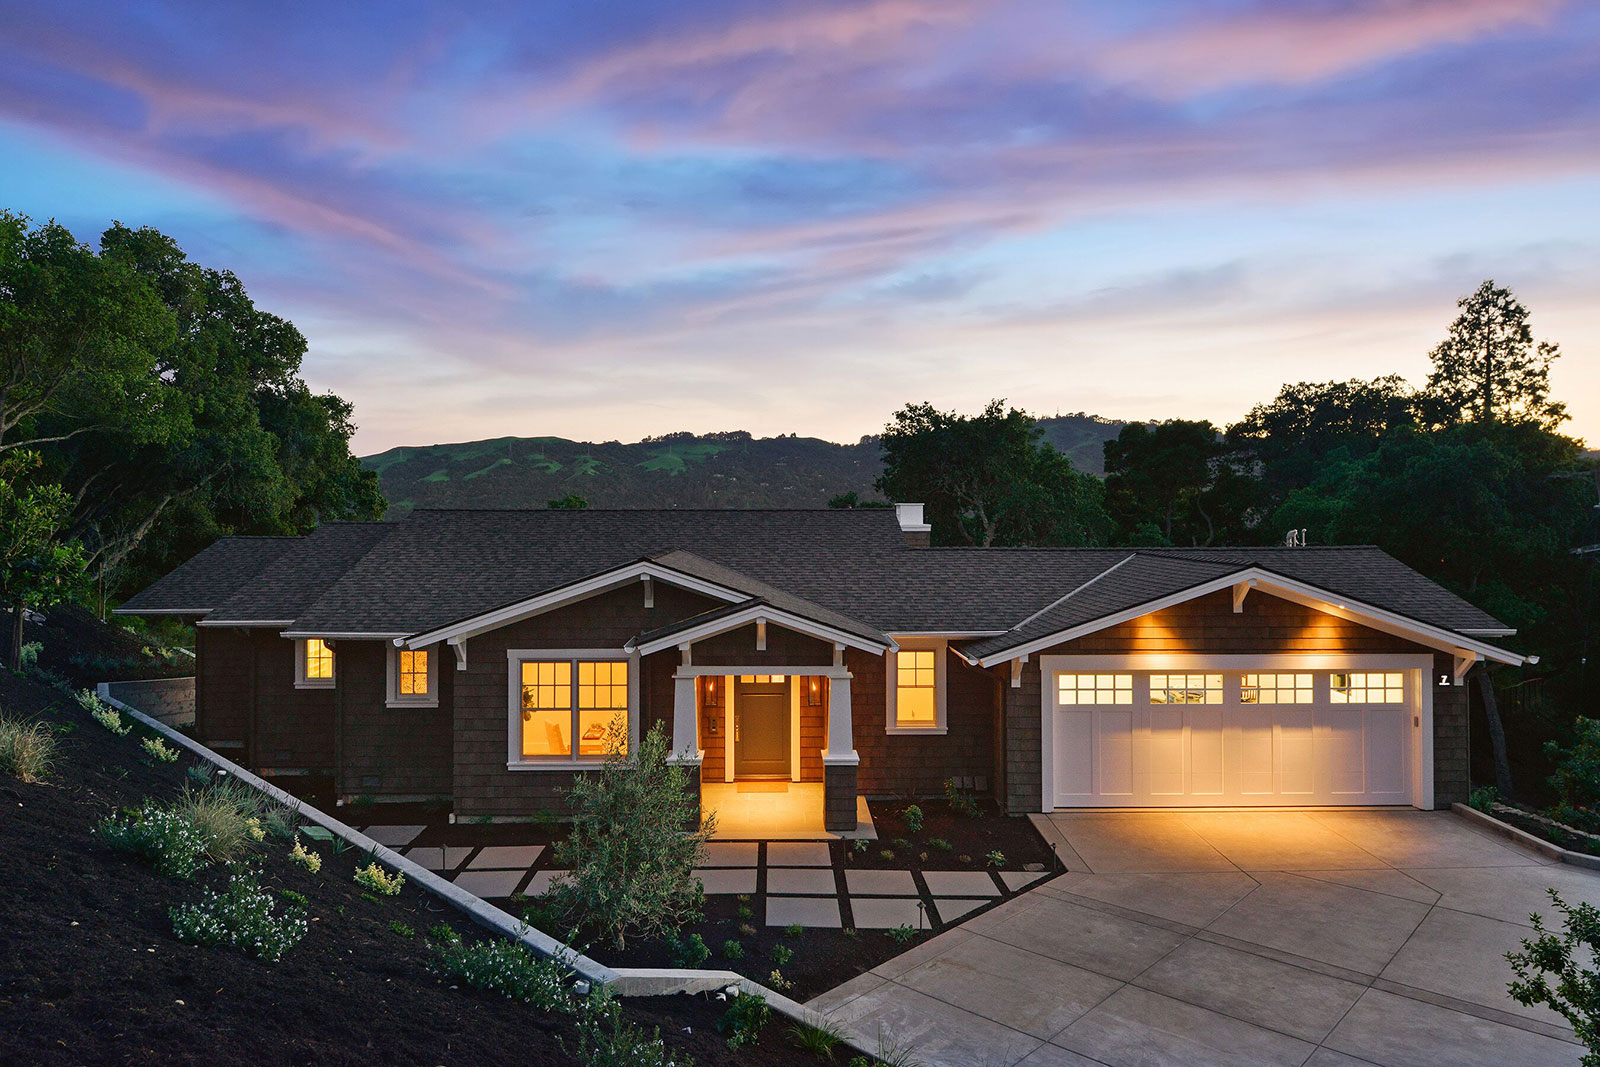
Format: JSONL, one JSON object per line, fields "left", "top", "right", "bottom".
{"left": 1058, "top": 673, "right": 1132, "bottom": 705}
{"left": 296, "top": 639, "right": 334, "bottom": 688}
{"left": 1331, "top": 672, "right": 1404, "bottom": 704}
{"left": 517, "top": 659, "right": 629, "bottom": 760}
{"left": 1148, "top": 673, "right": 1223, "bottom": 704}
{"left": 399, "top": 650, "right": 428, "bottom": 696}
{"left": 896, "top": 650, "right": 937, "bottom": 727}
{"left": 738, "top": 675, "right": 785, "bottom": 684}
{"left": 1240, "top": 673, "right": 1312, "bottom": 704}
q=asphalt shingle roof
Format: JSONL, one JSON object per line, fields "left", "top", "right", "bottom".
{"left": 121, "top": 508, "right": 1514, "bottom": 654}
{"left": 117, "top": 536, "right": 295, "bottom": 614}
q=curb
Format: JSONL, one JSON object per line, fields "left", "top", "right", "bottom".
{"left": 96, "top": 686, "right": 866, "bottom": 1049}
{"left": 1452, "top": 802, "right": 1600, "bottom": 871}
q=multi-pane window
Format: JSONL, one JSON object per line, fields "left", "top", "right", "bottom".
{"left": 1241, "top": 673, "right": 1313, "bottom": 704}
{"left": 895, "top": 650, "right": 937, "bottom": 727}
{"left": 398, "top": 649, "right": 429, "bottom": 697}
{"left": 577, "top": 661, "right": 629, "bottom": 757}
{"left": 520, "top": 661, "right": 572, "bottom": 758}
{"left": 1331, "top": 672, "right": 1404, "bottom": 704}
{"left": 1058, "top": 673, "right": 1132, "bottom": 705}
{"left": 1148, "top": 673, "right": 1223, "bottom": 704}
{"left": 738, "top": 675, "right": 785, "bottom": 684}
{"left": 303, "top": 638, "right": 334, "bottom": 683}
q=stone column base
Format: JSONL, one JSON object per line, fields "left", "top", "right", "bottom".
{"left": 824, "top": 762, "right": 858, "bottom": 832}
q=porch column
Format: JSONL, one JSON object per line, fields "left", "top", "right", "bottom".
{"left": 669, "top": 671, "right": 703, "bottom": 829}
{"left": 822, "top": 671, "right": 858, "bottom": 832}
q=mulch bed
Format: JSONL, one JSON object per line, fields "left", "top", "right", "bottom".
{"left": 0, "top": 670, "right": 822, "bottom": 1066}
{"left": 17, "top": 603, "right": 194, "bottom": 687}
{"left": 1485, "top": 801, "right": 1600, "bottom": 858}
{"left": 857, "top": 797, "right": 1057, "bottom": 870}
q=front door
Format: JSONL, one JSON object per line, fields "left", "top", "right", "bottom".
{"left": 734, "top": 675, "right": 790, "bottom": 778}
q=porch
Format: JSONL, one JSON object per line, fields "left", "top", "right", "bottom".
{"left": 701, "top": 780, "right": 877, "bottom": 840}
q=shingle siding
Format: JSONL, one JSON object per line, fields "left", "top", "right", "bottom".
{"left": 850, "top": 647, "right": 998, "bottom": 798}
{"left": 336, "top": 641, "right": 452, "bottom": 799}
{"left": 1434, "top": 651, "right": 1470, "bottom": 808}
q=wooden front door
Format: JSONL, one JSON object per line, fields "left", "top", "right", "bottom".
{"left": 735, "top": 675, "right": 790, "bottom": 778}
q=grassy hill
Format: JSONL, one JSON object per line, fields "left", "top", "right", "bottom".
{"left": 362, "top": 415, "right": 1130, "bottom": 517}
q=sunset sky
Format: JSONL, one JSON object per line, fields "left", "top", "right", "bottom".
{"left": 1, "top": 0, "right": 1596, "bottom": 453}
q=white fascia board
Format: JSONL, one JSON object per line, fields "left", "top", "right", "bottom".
{"left": 974, "top": 566, "right": 1526, "bottom": 669}
{"left": 401, "top": 561, "right": 748, "bottom": 649}
{"left": 197, "top": 618, "right": 295, "bottom": 628}
{"left": 113, "top": 606, "right": 211, "bottom": 616}
{"left": 629, "top": 604, "right": 891, "bottom": 657}
{"left": 1459, "top": 627, "right": 1518, "bottom": 637}
{"left": 280, "top": 631, "right": 408, "bottom": 640}
{"left": 887, "top": 631, "right": 1007, "bottom": 638}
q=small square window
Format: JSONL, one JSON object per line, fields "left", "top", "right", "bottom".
{"left": 1057, "top": 673, "right": 1132, "bottom": 705}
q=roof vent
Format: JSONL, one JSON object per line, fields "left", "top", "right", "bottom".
{"left": 895, "top": 502, "right": 932, "bottom": 548}
{"left": 1283, "top": 528, "right": 1309, "bottom": 547}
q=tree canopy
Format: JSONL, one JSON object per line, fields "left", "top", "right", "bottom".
{"left": 875, "top": 399, "right": 1109, "bottom": 547}
{"left": 1424, "top": 279, "right": 1565, "bottom": 428}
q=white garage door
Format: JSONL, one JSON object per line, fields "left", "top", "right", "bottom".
{"left": 1049, "top": 669, "right": 1414, "bottom": 807}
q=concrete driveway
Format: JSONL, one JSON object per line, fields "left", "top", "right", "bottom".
{"left": 809, "top": 809, "right": 1600, "bottom": 1067}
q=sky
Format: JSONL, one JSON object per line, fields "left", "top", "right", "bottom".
{"left": 1, "top": 0, "right": 1596, "bottom": 454}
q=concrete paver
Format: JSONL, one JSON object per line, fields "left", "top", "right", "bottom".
{"left": 692, "top": 867, "right": 756, "bottom": 895}
{"left": 766, "top": 895, "right": 841, "bottom": 928}
{"left": 452, "top": 869, "right": 523, "bottom": 898}
{"left": 466, "top": 844, "right": 543, "bottom": 869}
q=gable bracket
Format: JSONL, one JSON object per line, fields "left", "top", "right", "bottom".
{"left": 448, "top": 638, "right": 467, "bottom": 671}
{"left": 1232, "top": 578, "right": 1257, "bottom": 614}
{"left": 1453, "top": 650, "right": 1478, "bottom": 682}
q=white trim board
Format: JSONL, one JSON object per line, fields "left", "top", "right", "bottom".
{"left": 976, "top": 567, "right": 1522, "bottom": 669}
{"left": 629, "top": 603, "right": 891, "bottom": 657}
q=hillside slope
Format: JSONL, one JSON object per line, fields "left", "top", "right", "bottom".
{"left": 362, "top": 415, "right": 1128, "bottom": 516}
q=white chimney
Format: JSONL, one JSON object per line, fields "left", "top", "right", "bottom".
{"left": 895, "top": 502, "right": 932, "bottom": 547}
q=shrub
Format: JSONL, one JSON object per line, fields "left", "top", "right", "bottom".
{"left": 737, "top": 922, "right": 757, "bottom": 938}
{"left": 170, "top": 868, "right": 308, "bottom": 962}
{"left": 1506, "top": 889, "right": 1600, "bottom": 1063}
{"left": 887, "top": 924, "right": 918, "bottom": 945}
{"left": 851, "top": 839, "right": 869, "bottom": 854}
{"left": 893, "top": 837, "right": 913, "bottom": 852}
{"left": 175, "top": 781, "right": 271, "bottom": 862}
{"left": 260, "top": 808, "right": 297, "bottom": 841}
{"left": 928, "top": 837, "right": 952, "bottom": 852}
{"left": 549, "top": 720, "right": 711, "bottom": 949}
{"left": 140, "top": 735, "right": 179, "bottom": 763}
{"left": 878, "top": 849, "right": 895, "bottom": 862}
{"left": 185, "top": 763, "right": 215, "bottom": 788}
{"left": 81, "top": 689, "right": 131, "bottom": 736}
{"left": 736, "top": 902, "right": 754, "bottom": 920}
{"left": 564, "top": 986, "right": 679, "bottom": 1067}
{"left": 718, "top": 991, "right": 771, "bottom": 1050}
{"left": 766, "top": 969, "right": 793, "bottom": 992}
{"left": 770, "top": 943, "right": 794, "bottom": 967}
{"left": 280, "top": 888, "right": 309, "bottom": 907}
{"left": 0, "top": 713, "right": 56, "bottom": 782}
{"left": 18, "top": 641, "right": 42, "bottom": 671}
{"left": 289, "top": 836, "right": 322, "bottom": 874}
{"left": 429, "top": 927, "right": 573, "bottom": 1011}
{"left": 354, "top": 861, "right": 404, "bottom": 896}
{"left": 98, "top": 800, "right": 209, "bottom": 878}
{"left": 985, "top": 850, "right": 1006, "bottom": 868}
{"left": 944, "top": 778, "right": 980, "bottom": 818}
{"left": 1547, "top": 720, "right": 1600, "bottom": 834}
{"left": 790, "top": 1020, "right": 845, "bottom": 1061}
{"left": 902, "top": 804, "right": 923, "bottom": 833}
{"left": 1469, "top": 785, "right": 1500, "bottom": 813}
{"left": 670, "top": 932, "right": 710, "bottom": 967}
{"left": 784, "top": 922, "right": 805, "bottom": 938}
{"left": 721, "top": 938, "right": 744, "bottom": 959}
{"left": 390, "top": 920, "right": 415, "bottom": 938}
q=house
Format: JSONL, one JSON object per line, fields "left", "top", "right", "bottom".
{"left": 116, "top": 505, "right": 1525, "bottom": 832}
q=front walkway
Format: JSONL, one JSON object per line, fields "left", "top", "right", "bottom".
{"left": 701, "top": 781, "right": 876, "bottom": 839}
{"left": 809, "top": 809, "right": 1599, "bottom": 1067}
{"left": 359, "top": 822, "right": 1048, "bottom": 930}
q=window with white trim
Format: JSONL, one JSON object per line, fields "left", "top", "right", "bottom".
{"left": 1331, "top": 671, "right": 1404, "bottom": 703}
{"left": 887, "top": 640, "right": 947, "bottom": 732}
{"left": 1241, "top": 672, "right": 1313, "bottom": 704}
{"left": 295, "top": 638, "right": 335, "bottom": 688}
{"left": 1149, "top": 673, "right": 1222, "bottom": 704}
{"left": 1058, "top": 673, "right": 1131, "bottom": 705}
{"left": 515, "top": 657, "right": 630, "bottom": 760}
{"left": 387, "top": 645, "right": 438, "bottom": 707}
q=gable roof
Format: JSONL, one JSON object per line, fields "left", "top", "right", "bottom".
{"left": 116, "top": 536, "right": 295, "bottom": 615}
{"left": 117, "top": 508, "right": 1520, "bottom": 664}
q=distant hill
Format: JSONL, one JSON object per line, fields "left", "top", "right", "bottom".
{"left": 361, "top": 414, "right": 1130, "bottom": 517}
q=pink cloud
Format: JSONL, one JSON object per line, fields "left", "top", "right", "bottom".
{"left": 1094, "top": 0, "right": 1569, "bottom": 94}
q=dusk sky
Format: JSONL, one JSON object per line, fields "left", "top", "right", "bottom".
{"left": 1, "top": 0, "right": 1596, "bottom": 454}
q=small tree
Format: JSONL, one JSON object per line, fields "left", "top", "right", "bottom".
{"left": 1425, "top": 280, "right": 1565, "bottom": 428}
{"left": 1506, "top": 890, "right": 1600, "bottom": 1065}
{"left": 0, "top": 450, "right": 88, "bottom": 669}
{"left": 550, "top": 720, "right": 712, "bottom": 949}
{"left": 547, "top": 493, "right": 588, "bottom": 510}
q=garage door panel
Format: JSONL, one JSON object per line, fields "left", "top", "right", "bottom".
{"left": 1050, "top": 667, "right": 1414, "bottom": 808}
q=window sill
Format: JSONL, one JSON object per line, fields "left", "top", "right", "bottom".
{"left": 387, "top": 699, "right": 440, "bottom": 709}
{"left": 885, "top": 724, "right": 947, "bottom": 736}
{"left": 294, "top": 681, "right": 334, "bottom": 690}
{"left": 506, "top": 760, "right": 605, "bottom": 772}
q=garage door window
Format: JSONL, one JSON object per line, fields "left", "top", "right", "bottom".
{"left": 1149, "top": 673, "right": 1222, "bottom": 704}
{"left": 1330, "top": 672, "right": 1403, "bottom": 703}
{"left": 1241, "top": 672, "right": 1313, "bottom": 704}
{"left": 1058, "top": 673, "right": 1131, "bottom": 704}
